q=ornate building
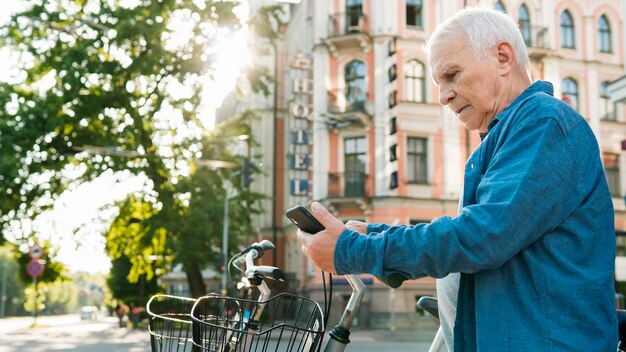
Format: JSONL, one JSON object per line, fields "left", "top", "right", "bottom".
{"left": 241, "top": 0, "right": 626, "bottom": 327}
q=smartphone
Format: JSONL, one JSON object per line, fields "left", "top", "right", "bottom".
{"left": 285, "top": 205, "right": 325, "bottom": 234}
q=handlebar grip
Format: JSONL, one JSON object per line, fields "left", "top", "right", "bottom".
{"left": 385, "top": 272, "right": 408, "bottom": 289}
{"left": 253, "top": 266, "right": 285, "bottom": 282}
{"left": 240, "top": 240, "right": 276, "bottom": 259}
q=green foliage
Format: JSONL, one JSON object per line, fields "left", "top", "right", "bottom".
{"left": 0, "top": 0, "right": 268, "bottom": 300}
{"left": 0, "top": 245, "right": 26, "bottom": 316}
{"left": 104, "top": 112, "right": 265, "bottom": 298}
{"left": 45, "top": 279, "right": 79, "bottom": 314}
{"left": 249, "top": 5, "right": 287, "bottom": 45}
{"left": 0, "top": 0, "right": 239, "bottom": 242}
{"left": 106, "top": 253, "right": 159, "bottom": 306}
{"left": 23, "top": 284, "right": 46, "bottom": 315}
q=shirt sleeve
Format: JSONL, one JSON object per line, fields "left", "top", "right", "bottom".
{"left": 334, "top": 117, "right": 584, "bottom": 279}
{"left": 367, "top": 223, "right": 407, "bottom": 234}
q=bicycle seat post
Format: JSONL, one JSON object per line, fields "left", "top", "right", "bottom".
{"left": 324, "top": 274, "right": 366, "bottom": 352}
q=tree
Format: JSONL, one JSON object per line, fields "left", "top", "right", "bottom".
{"left": 104, "top": 112, "right": 264, "bottom": 298}
{"left": 0, "top": 245, "right": 26, "bottom": 316}
{"left": 107, "top": 253, "right": 159, "bottom": 306}
{"left": 0, "top": 1, "right": 265, "bottom": 298}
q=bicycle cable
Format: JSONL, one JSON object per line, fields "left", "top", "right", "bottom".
{"left": 316, "top": 270, "right": 333, "bottom": 352}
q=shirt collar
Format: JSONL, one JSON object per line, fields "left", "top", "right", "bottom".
{"left": 486, "top": 81, "right": 553, "bottom": 135}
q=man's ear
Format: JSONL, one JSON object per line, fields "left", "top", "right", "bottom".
{"left": 495, "top": 41, "right": 516, "bottom": 75}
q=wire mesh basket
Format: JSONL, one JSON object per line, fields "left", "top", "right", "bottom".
{"left": 191, "top": 293, "right": 325, "bottom": 352}
{"left": 147, "top": 294, "right": 198, "bottom": 352}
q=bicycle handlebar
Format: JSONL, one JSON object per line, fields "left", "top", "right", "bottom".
{"left": 231, "top": 241, "right": 285, "bottom": 285}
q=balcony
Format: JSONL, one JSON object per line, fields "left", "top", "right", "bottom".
{"left": 525, "top": 26, "right": 551, "bottom": 61}
{"left": 326, "top": 87, "right": 372, "bottom": 129}
{"left": 326, "top": 172, "right": 371, "bottom": 214}
{"left": 329, "top": 171, "right": 368, "bottom": 198}
{"left": 325, "top": 12, "right": 372, "bottom": 57}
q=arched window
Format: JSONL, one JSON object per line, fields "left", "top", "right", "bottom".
{"left": 404, "top": 59, "right": 425, "bottom": 103}
{"left": 560, "top": 10, "right": 575, "bottom": 48}
{"left": 494, "top": 0, "right": 506, "bottom": 13}
{"left": 562, "top": 77, "right": 578, "bottom": 110}
{"left": 406, "top": 0, "right": 423, "bottom": 27}
{"left": 345, "top": 60, "right": 366, "bottom": 109}
{"left": 600, "top": 81, "right": 615, "bottom": 120}
{"left": 518, "top": 4, "right": 531, "bottom": 46}
{"left": 598, "top": 15, "right": 612, "bottom": 53}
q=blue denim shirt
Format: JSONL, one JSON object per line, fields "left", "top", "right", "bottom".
{"left": 335, "top": 81, "right": 617, "bottom": 351}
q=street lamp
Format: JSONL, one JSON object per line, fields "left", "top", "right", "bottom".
{"left": 221, "top": 170, "right": 240, "bottom": 295}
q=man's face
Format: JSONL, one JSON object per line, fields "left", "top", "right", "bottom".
{"left": 429, "top": 31, "right": 502, "bottom": 132}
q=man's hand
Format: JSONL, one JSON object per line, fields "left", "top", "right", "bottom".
{"left": 297, "top": 202, "right": 346, "bottom": 273}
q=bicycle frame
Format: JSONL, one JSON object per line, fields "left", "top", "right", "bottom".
{"left": 321, "top": 274, "right": 365, "bottom": 352}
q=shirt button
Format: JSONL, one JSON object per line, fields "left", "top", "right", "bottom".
{"left": 470, "top": 162, "right": 474, "bottom": 169}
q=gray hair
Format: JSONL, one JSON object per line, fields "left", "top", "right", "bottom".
{"left": 425, "top": 7, "right": 530, "bottom": 73}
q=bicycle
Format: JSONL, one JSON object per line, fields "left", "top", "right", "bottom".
{"left": 416, "top": 295, "right": 626, "bottom": 352}
{"left": 146, "top": 239, "right": 367, "bottom": 352}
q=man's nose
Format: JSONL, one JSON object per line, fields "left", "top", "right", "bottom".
{"left": 438, "top": 84, "right": 454, "bottom": 106}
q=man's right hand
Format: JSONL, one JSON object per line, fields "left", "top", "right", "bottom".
{"left": 297, "top": 202, "right": 346, "bottom": 273}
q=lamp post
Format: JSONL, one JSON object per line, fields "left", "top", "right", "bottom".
{"left": 221, "top": 170, "right": 240, "bottom": 295}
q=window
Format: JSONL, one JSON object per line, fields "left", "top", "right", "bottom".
{"left": 560, "top": 10, "right": 575, "bottom": 48}
{"left": 600, "top": 81, "right": 615, "bottom": 121}
{"left": 345, "top": 60, "right": 366, "bottom": 110}
{"left": 562, "top": 77, "right": 578, "bottom": 110}
{"left": 518, "top": 4, "right": 531, "bottom": 46}
{"left": 598, "top": 15, "right": 612, "bottom": 53}
{"left": 345, "top": 137, "right": 367, "bottom": 197}
{"left": 406, "top": 0, "right": 423, "bottom": 27}
{"left": 494, "top": 0, "right": 506, "bottom": 13}
{"left": 346, "top": 0, "right": 363, "bottom": 32}
{"left": 405, "top": 59, "right": 426, "bottom": 103}
{"left": 407, "top": 137, "right": 428, "bottom": 184}
{"left": 604, "top": 153, "right": 621, "bottom": 197}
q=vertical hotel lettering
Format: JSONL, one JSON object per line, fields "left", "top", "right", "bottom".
{"left": 289, "top": 53, "right": 313, "bottom": 197}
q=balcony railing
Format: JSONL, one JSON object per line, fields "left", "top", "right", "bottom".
{"left": 524, "top": 25, "right": 549, "bottom": 49}
{"left": 327, "top": 87, "right": 368, "bottom": 114}
{"left": 526, "top": 26, "right": 550, "bottom": 60}
{"left": 328, "top": 172, "right": 368, "bottom": 198}
{"left": 328, "top": 12, "right": 368, "bottom": 37}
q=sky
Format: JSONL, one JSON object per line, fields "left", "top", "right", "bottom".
{"left": 1, "top": 0, "right": 251, "bottom": 273}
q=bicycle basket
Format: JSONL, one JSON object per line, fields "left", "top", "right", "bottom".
{"left": 147, "top": 294, "right": 197, "bottom": 352}
{"left": 191, "top": 293, "right": 325, "bottom": 352}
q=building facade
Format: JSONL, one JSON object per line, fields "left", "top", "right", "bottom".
{"left": 241, "top": 0, "right": 626, "bottom": 327}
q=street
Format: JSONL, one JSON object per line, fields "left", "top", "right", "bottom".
{"left": 0, "top": 315, "right": 149, "bottom": 352}
{"left": 0, "top": 314, "right": 439, "bottom": 352}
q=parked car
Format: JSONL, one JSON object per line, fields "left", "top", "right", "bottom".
{"left": 80, "top": 306, "right": 100, "bottom": 320}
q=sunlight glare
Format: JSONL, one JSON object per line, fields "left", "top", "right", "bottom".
{"left": 197, "top": 1, "right": 251, "bottom": 130}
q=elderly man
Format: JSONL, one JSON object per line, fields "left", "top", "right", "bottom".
{"left": 298, "top": 7, "right": 617, "bottom": 352}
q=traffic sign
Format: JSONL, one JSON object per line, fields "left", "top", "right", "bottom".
{"left": 26, "top": 260, "right": 44, "bottom": 278}
{"left": 29, "top": 245, "right": 43, "bottom": 259}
